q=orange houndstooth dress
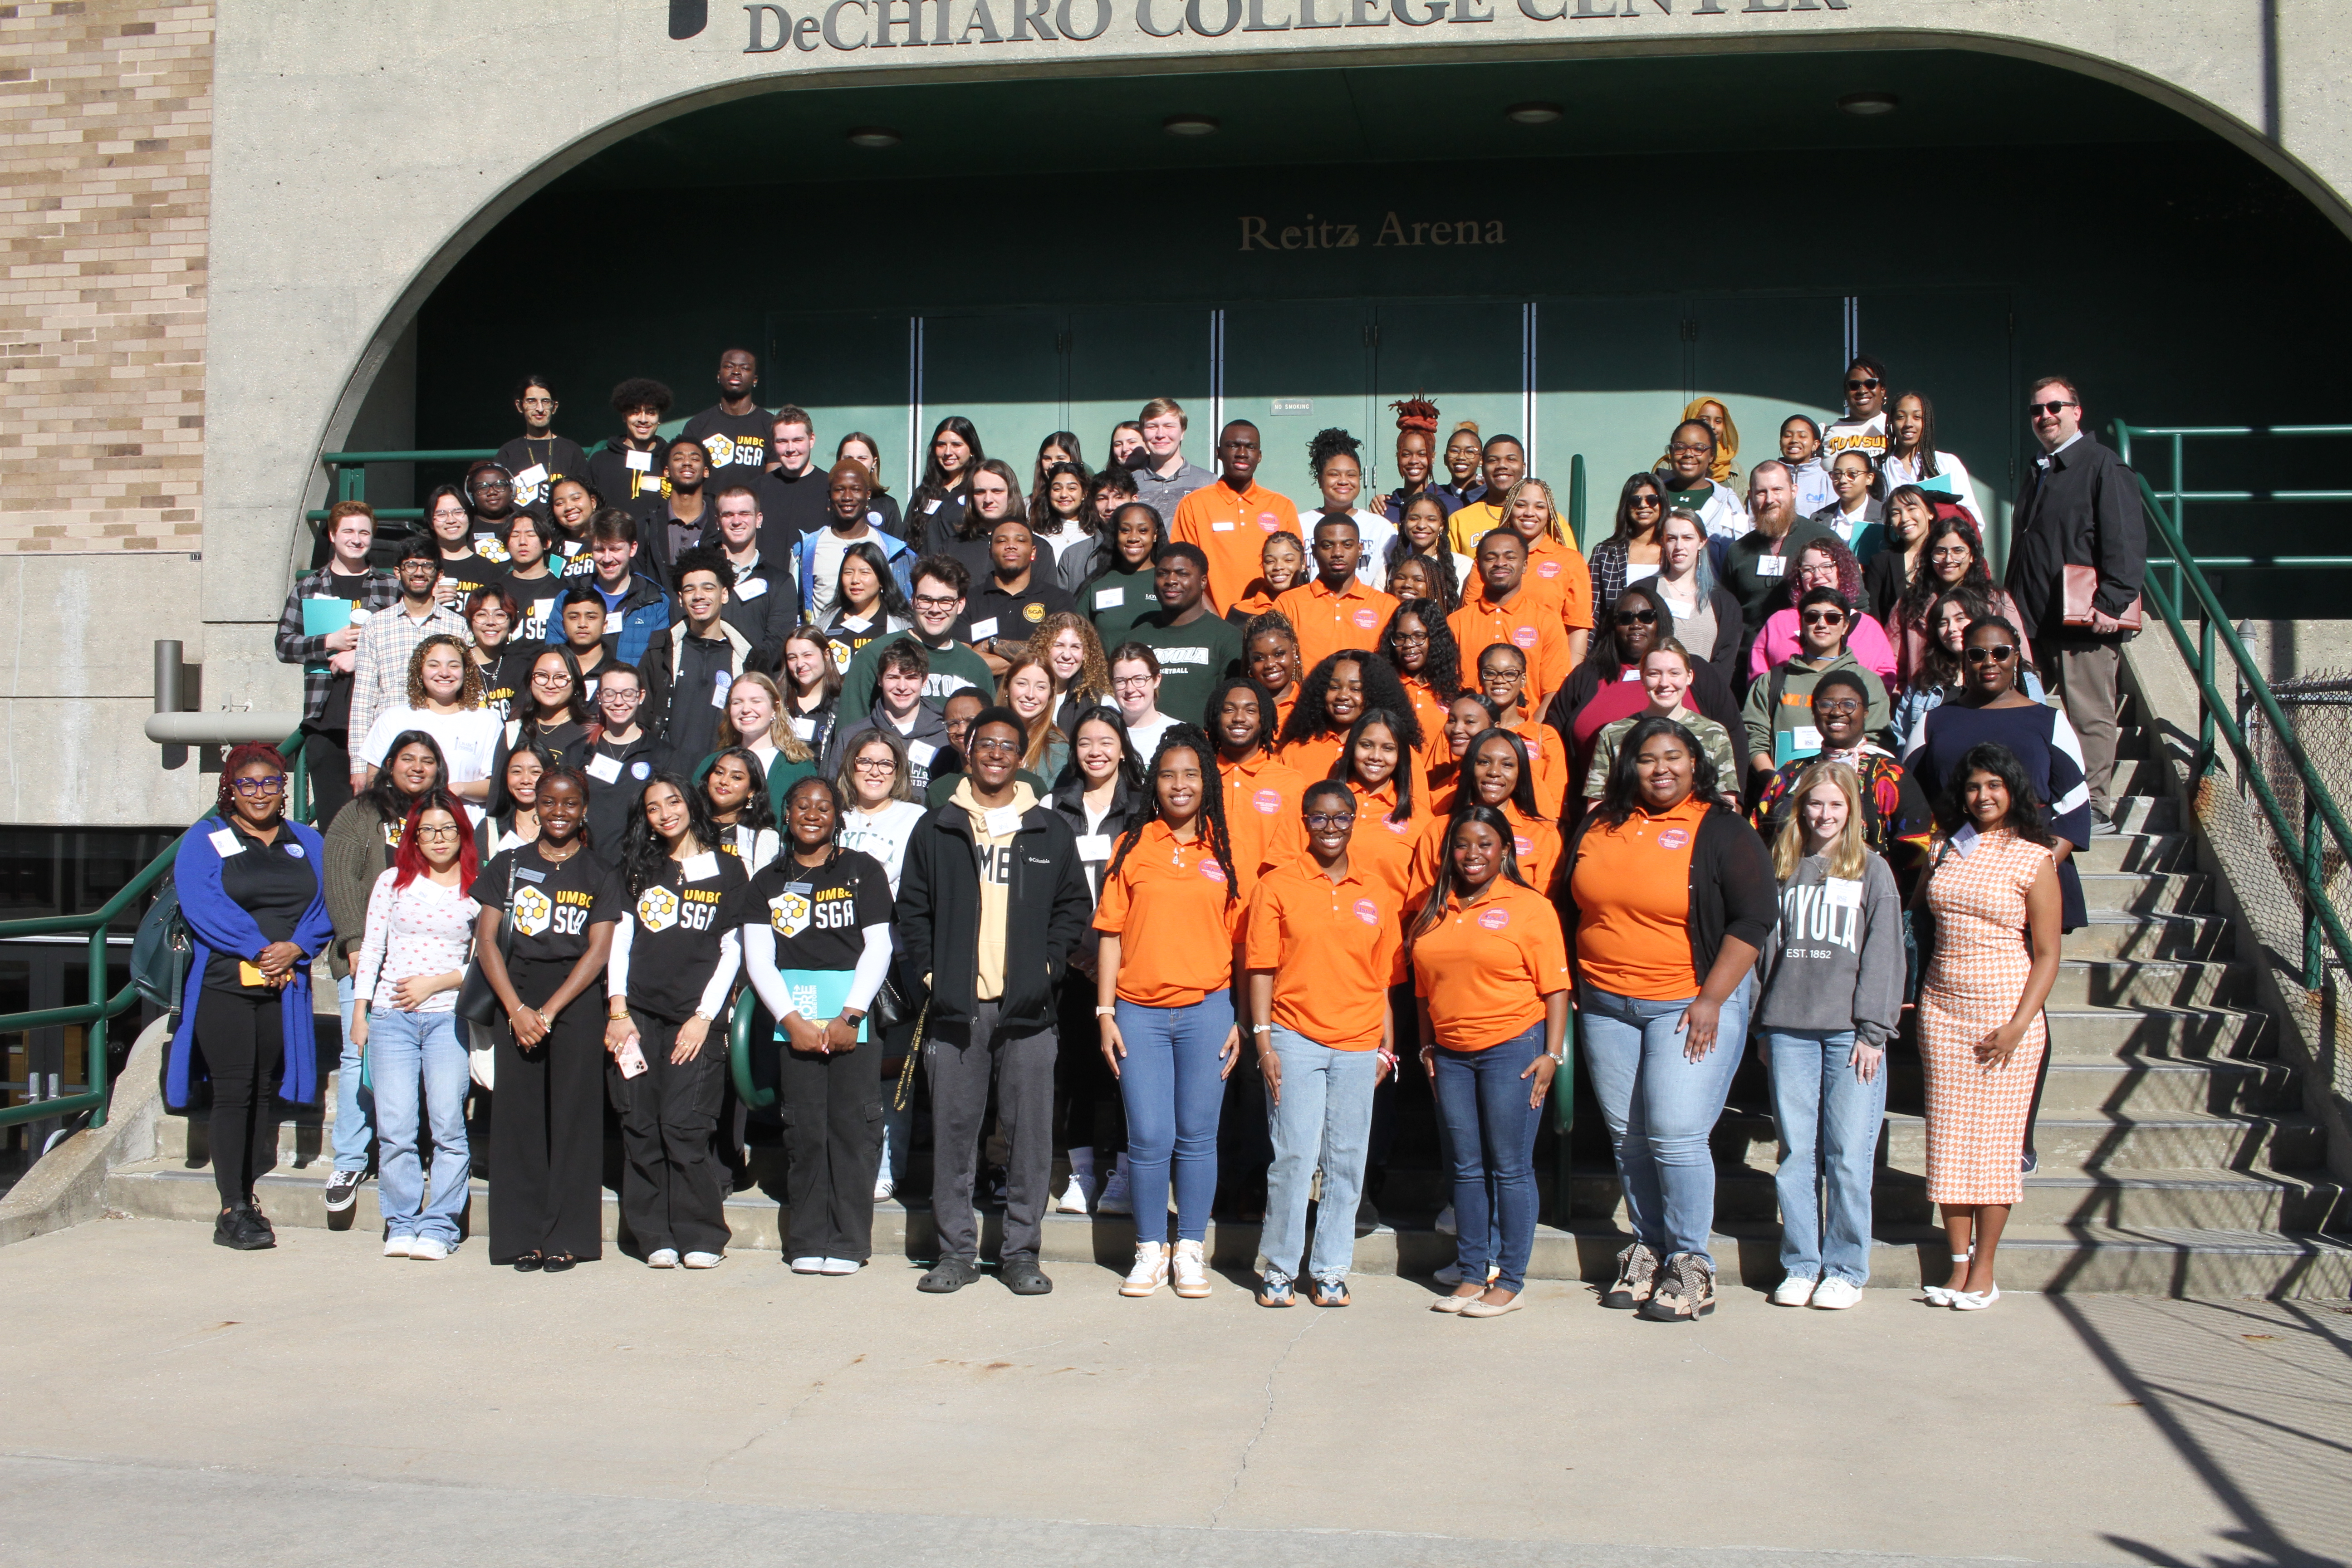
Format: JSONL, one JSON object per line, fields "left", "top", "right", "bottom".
{"left": 1918, "top": 828, "right": 2053, "bottom": 1205}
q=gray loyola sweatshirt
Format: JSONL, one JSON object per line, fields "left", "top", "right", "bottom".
{"left": 1754, "top": 851, "right": 1904, "bottom": 1045}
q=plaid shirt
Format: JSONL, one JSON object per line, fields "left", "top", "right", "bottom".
{"left": 276, "top": 566, "right": 402, "bottom": 725}
{"left": 349, "top": 598, "right": 472, "bottom": 760}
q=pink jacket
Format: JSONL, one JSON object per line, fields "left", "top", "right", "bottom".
{"left": 1748, "top": 608, "right": 1898, "bottom": 683}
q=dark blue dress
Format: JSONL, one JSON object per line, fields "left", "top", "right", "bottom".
{"left": 1903, "top": 699, "right": 2090, "bottom": 931}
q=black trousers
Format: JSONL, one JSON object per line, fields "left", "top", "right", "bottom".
{"left": 1054, "top": 975, "right": 1125, "bottom": 1156}
{"left": 302, "top": 726, "right": 355, "bottom": 830}
{"left": 779, "top": 1028, "right": 882, "bottom": 1261}
{"left": 489, "top": 959, "right": 606, "bottom": 1264}
{"left": 612, "top": 1012, "right": 730, "bottom": 1257}
{"left": 929, "top": 1003, "right": 1055, "bottom": 1262}
{"left": 195, "top": 988, "right": 284, "bottom": 1209}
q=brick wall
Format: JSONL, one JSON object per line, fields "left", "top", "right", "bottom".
{"left": 0, "top": 0, "right": 210, "bottom": 553}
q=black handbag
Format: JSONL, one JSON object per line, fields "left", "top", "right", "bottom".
{"left": 456, "top": 857, "right": 517, "bottom": 1027}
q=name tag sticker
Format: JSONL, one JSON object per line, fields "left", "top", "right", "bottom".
{"left": 969, "top": 618, "right": 999, "bottom": 641}
{"left": 736, "top": 576, "right": 767, "bottom": 599}
{"left": 208, "top": 828, "right": 243, "bottom": 857}
{"left": 1793, "top": 724, "right": 1822, "bottom": 752}
{"left": 907, "top": 740, "right": 938, "bottom": 767}
{"left": 515, "top": 867, "right": 546, "bottom": 883}
{"left": 1825, "top": 877, "right": 1863, "bottom": 909}
{"left": 1093, "top": 586, "right": 1124, "bottom": 610}
{"left": 1211, "top": 521, "right": 1235, "bottom": 532}
{"left": 1619, "top": 667, "right": 1642, "bottom": 681}
{"left": 791, "top": 714, "right": 818, "bottom": 741}
{"left": 584, "top": 752, "right": 622, "bottom": 784}
{"left": 1624, "top": 564, "right": 1660, "bottom": 584}
{"left": 627, "top": 448, "right": 656, "bottom": 473}
{"left": 713, "top": 669, "right": 733, "bottom": 706}
{"left": 682, "top": 852, "right": 720, "bottom": 882}
{"left": 1757, "top": 555, "right": 1786, "bottom": 578}
{"left": 1076, "top": 833, "right": 1112, "bottom": 862}
{"left": 924, "top": 499, "right": 942, "bottom": 515}
{"left": 982, "top": 806, "right": 1022, "bottom": 837}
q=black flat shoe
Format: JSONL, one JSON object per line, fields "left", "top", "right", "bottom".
{"left": 541, "top": 1253, "right": 577, "bottom": 1273}
{"left": 1000, "top": 1256, "right": 1054, "bottom": 1295}
{"left": 511, "top": 1251, "right": 544, "bottom": 1273}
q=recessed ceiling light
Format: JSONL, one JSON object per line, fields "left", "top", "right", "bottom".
{"left": 1838, "top": 92, "right": 1899, "bottom": 117}
{"left": 847, "top": 127, "right": 901, "bottom": 148}
{"left": 1506, "top": 102, "right": 1563, "bottom": 126}
{"left": 1162, "top": 114, "right": 1220, "bottom": 137}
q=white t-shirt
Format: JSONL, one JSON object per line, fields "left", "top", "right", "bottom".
{"left": 1124, "top": 712, "right": 1175, "bottom": 764}
{"left": 835, "top": 799, "right": 928, "bottom": 896}
{"left": 1879, "top": 448, "right": 1979, "bottom": 520}
{"left": 359, "top": 706, "right": 503, "bottom": 822}
{"left": 808, "top": 529, "right": 857, "bottom": 622}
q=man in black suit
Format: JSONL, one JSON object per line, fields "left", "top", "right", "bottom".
{"left": 2004, "top": 375, "right": 2146, "bottom": 833}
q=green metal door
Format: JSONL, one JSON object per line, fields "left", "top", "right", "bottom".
{"left": 1068, "top": 308, "right": 1211, "bottom": 474}
{"left": 1372, "top": 300, "right": 1525, "bottom": 500}
{"left": 1220, "top": 301, "right": 1372, "bottom": 509}
{"left": 768, "top": 311, "right": 912, "bottom": 490}
{"left": 1854, "top": 288, "right": 2016, "bottom": 566}
{"left": 1535, "top": 296, "right": 1687, "bottom": 549}
{"left": 1683, "top": 292, "right": 1848, "bottom": 495}
{"left": 918, "top": 310, "right": 1067, "bottom": 492}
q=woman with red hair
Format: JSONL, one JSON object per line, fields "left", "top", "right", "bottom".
{"left": 165, "top": 742, "right": 336, "bottom": 1251}
{"left": 348, "top": 790, "right": 481, "bottom": 1260}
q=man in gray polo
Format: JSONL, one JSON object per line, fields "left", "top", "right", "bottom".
{"left": 1128, "top": 396, "right": 1216, "bottom": 524}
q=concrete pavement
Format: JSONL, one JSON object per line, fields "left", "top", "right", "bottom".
{"left": 2, "top": 1218, "right": 2347, "bottom": 1567}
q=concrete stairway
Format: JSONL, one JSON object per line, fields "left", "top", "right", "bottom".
{"left": 101, "top": 706, "right": 2352, "bottom": 1295}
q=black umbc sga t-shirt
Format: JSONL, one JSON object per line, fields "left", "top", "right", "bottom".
{"left": 202, "top": 816, "right": 319, "bottom": 993}
{"left": 731, "top": 848, "right": 892, "bottom": 973}
{"left": 469, "top": 843, "right": 622, "bottom": 965}
{"left": 678, "top": 405, "right": 772, "bottom": 489}
{"left": 622, "top": 848, "right": 750, "bottom": 1022}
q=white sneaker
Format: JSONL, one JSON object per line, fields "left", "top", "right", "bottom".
{"left": 1119, "top": 1241, "right": 1168, "bottom": 1297}
{"left": 1171, "top": 1238, "right": 1212, "bottom": 1298}
{"left": 382, "top": 1235, "right": 412, "bottom": 1259}
{"left": 1769, "top": 1275, "right": 1817, "bottom": 1308}
{"left": 407, "top": 1236, "right": 450, "bottom": 1261}
{"left": 647, "top": 1249, "right": 681, "bottom": 1269}
{"left": 817, "top": 1257, "right": 858, "bottom": 1275}
{"left": 1095, "top": 1166, "right": 1132, "bottom": 1215}
{"left": 873, "top": 1175, "right": 897, "bottom": 1203}
{"left": 1434, "top": 1205, "right": 1457, "bottom": 1236}
{"left": 1053, "top": 1172, "right": 1093, "bottom": 1215}
{"left": 1810, "top": 1278, "right": 1863, "bottom": 1310}
{"left": 789, "top": 1256, "right": 826, "bottom": 1273}
{"left": 683, "top": 1251, "right": 724, "bottom": 1269}
{"left": 1433, "top": 1259, "right": 1465, "bottom": 1287}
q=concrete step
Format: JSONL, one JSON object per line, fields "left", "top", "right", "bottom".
{"left": 2040, "top": 1005, "right": 2271, "bottom": 1060}
{"left": 2078, "top": 832, "right": 2195, "bottom": 874}
{"left": 96, "top": 1162, "right": 2352, "bottom": 1297}
{"left": 1883, "top": 1054, "right": 2298, "bottom": 1114}
{"left": 2050, "top": 958, "right": 2247, "bottom": 1009}
{"left": 2060, "top": 912, "right": 2232, "bottom": 962}
{"left": 2112, "top": 795, "right": 2180, "bottom": 833}
{"left": 1877, "top": 1109, "right": 2326, "bottom": 1173}
{"left": 2078, "top": 872, "right": 2211, "bottom": 913}
{"left": 2104, "top": 757, "right": 2172, "bottom": 798}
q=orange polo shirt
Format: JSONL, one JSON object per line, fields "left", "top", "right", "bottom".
{"left": 1567, "top": 792, "right": 1707, "bottom": 1001}
{"left": 1266, "top": 684, "right": 1299, "bottom": 736}
{"left": 1229, "top": 586, "right": 1280, "bottom": 622}
{"left": 1173, "top": 480, "right": 1302, "bottom": 615}
{"left": 1410, "top": 878, "right": 1571, "bottom": 1050}
{"left": 1410, "top": 802, "right": 1563, "bottom": 906}
{"left": 1509, "top": 719, "right": 1572, "bottom": 819}
{"left": 1344, "top": 777, "right": 1426, "bottom": 903}
{"left": 1218, "top": 749, "right": 1308, "bottom": 897}
{"left": 1245, "top": 857, "right": 1405, "bottom": 1051}
{"left": 1093, "top": 819, "right": 1243, "bottom": 1007}
{"left": 1274, "top": 576, "right": 1400, "bottom": 676}
{"left": 1450, "top": 593, "right": 1574, "bottom": 713}
{"left": 1277, "top": 729, "right": 1346, "bottom": 788}
{"left": 1524, "top": 534, "right": 1595, "bottom": 633}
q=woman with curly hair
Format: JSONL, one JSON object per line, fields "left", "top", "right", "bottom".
{"left": 355, "top": 633, "right": 499, "bottom": 811}
{"left": 1242, "top": 613, "right": 1305, "bottom": 735}
{"left": 1094, "top": 723, "right": 1244, "bottom": 1300}
{"left": 1300, "top": 427, "right": 1397, "bottom": 588}
{"left": 169, "top": 742, "right": 336, "bottom": 1250}
{"left": 1226, "top": 529, "right": 1307, "bottom": 625}
{"left": 1745, "top": 534, "right": 1897, "bottom": 681}
{"left": 1386, "top": 492, "right": 1470, "bottom": 609}
{"left": 1380, "top": 597, "right": 1462, "bottom": 787}
{"left": 1891, "top": 512, "right": 2032, "bottom": 688}
{"left": 1025, "top": 611, "right": 1112, "bottom": 737}
{"left": 1275, "top": 648, "right": 1417, "bottom": 787}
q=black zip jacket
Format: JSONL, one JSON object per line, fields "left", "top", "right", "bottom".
{"left": 2004, "top": 434, "right": 2145, "bottom": 645}
{"left": 1050, "top": 768, "right": 1149, "bottom": 967}
{"left": 897, "top": 797, "right": 1091, "bottom": 1033}
{"left": 1561, "top": 799, "right": 1778, "bottom": 995}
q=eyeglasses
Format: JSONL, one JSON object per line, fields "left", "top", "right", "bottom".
{"left": 853, "top": 757, "right": 896, "bottom": 772}
{"left": 1394, "top": 630, "right": 1429, "bottom": 647}
{"left": 599, "top": 688, "right": 643, "bottom": 705}
{"left": 530, "top": 671, "right": 572, "bottom": 687}
{"left": 1112, "top": 675, "right": 1154, "bottom": 691}
{"left": 230, "top": 775, "right": 287, "bottom": 797}
{"left": 1813, "top": 698, "right": 1862, "bottom": 715}
{"left": 1613, "top": 608, "right": 1658, "bottom": 625}
{"left": 1929, "top": 546, "right": 1973, "bottom": 562}
{"left": 1668, "top": 442, "right": 1710, "bottom": 456}
{"left": 1303, "top": 811, "right": 1357, "bottom": 829}
{"left": 912, "top": 593, "right": 961, "bottom": 611}
{"left": 970, "top": 737, "right": 1022, "bottom": 756}
{"left": 2027, "top": 399, "right": 2077, "bottom": 416}
{"left": 1801, "top": 610, "right": 1848, "bottom": 627}
{"left": 1846, "top": 377, "right": 1882, "bottom": 392}
{"left": 1963, "top": 645, "right": 2018, "bottom": 663}
{"left": 414, "top": 823, "right": 461, "bottom": 839}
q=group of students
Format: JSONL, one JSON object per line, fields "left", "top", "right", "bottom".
{"left": 193, "top": 357, "right": 2139, "bottom": 1316}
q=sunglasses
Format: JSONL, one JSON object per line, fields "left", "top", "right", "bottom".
{"left": 1846, "top": 377, "right": 1882, "bottom": 392}
{"left": 1613, "top": 608, "right": 1658, "bottom": 625}
{"left": 1627, "top": 495, "right": 1661, "bottom": 510}
{"left": 1964, "top": 645, "right": 2018, "bottom": 663}
{"left": 1801, "top": 610, "right": 1848, "bottom": 626}
{"left": 2027, "top": 399, "right": 2077, "bottom": 416}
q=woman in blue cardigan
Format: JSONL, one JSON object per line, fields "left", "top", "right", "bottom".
{"left": 167, "top": 742, "right": 335, "bottom": 1251}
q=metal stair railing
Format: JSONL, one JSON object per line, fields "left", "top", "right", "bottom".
{"left": 304, "top": 448, "right": 499, "bottom": 530}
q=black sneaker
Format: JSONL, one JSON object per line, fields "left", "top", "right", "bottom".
{"left": 241, "top": 1200, "right": 276, "bottom": 1245}
{"left": 917, "top": 1255, "right": 982, "bottom": 1294}
{"left": 323, "top": 1170, "right": 363, "bottom": 1213}
{"left": 1000, "top": 1256, "right": 1054, "bottom": 1295}
{"left": 213, "top": 1206, "right": 273, "bottom": 1251}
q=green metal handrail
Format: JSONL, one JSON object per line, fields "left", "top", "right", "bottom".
{"left": 0, "top": 731, "right": 312, "bottom": 1133}
{"left": 2112, "top": 421, "right": 2352, "bottom": 593}
{"left": 727, "top": 989, "right": 775, "bottom": 1110}
{"left": 2121, "top": 452, "right": 2352, "bottom": 993}
{"left": 304, "top": 447, "right": 499, "bottom": 527}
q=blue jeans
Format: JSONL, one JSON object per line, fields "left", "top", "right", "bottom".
{"left": 1259, "top": 1028, "right": 1380, "bottom": 1285}
{"left": 366, "top": 1007, "right": 471, "bottom": 1245}
{"left": 1432, "top": 1024, "right": 1547, "bottom": 1294}
{"left": 1765, "top": 1029, "right": 1886, "bottom": 1286}
{"left": 1580, "top": 977, "right": 1755, "bottom": 1260}
{"left": 1114, "top": 991, "right": 1231, "bottom": 1245}
{"left": 334, "top": 972, "right": 375, "bottom": 1173}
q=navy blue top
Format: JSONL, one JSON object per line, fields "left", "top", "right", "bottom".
{"left": 1904, "top": 698, "right": 2090, "bottom": 931}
